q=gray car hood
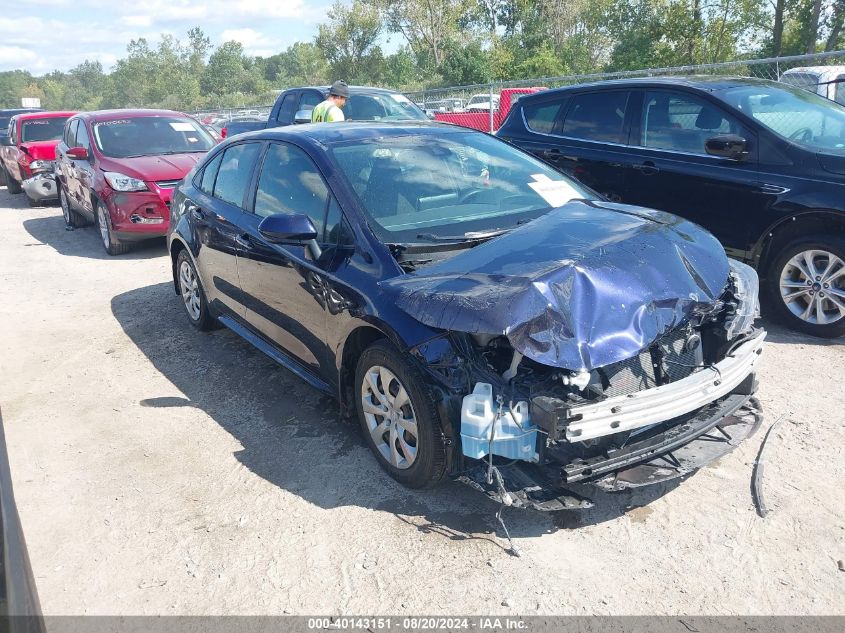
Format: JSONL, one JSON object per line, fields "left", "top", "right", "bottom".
{"left": 380, "top": 200, "right": 729, "bottom": 372}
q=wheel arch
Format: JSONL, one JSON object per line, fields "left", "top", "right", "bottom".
{"left": 337, "top": 325, "right": 389, "bottom": 417}
{"left": 753, "top": 210, "right": 845, "bottom": 279}
{"left": 169, "top": 237, "right": 192, "bottom": 295}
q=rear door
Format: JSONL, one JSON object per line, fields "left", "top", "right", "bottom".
{"left": 622, "top": 88, "right": 761, "bottom": 252}
{"left": 512, "top": 89, "right": 639, "bottom": 202}
{"left": 187, "top": 141, "right": 262, "bottom": 320}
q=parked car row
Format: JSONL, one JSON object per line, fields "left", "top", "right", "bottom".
{"left": 0, "top": 74, "right": 841, "bottom": 511}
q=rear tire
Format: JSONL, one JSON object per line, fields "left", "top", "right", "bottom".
{"left": 95, "top": 199, "right": 130, "bottom": 255}
{"left": 59, "top": 185, "right": 84, "bottom": 227}
{"left": 765, "top": 234, "right": 845, "bottom": 338}
{"left": 176, "top": 250, "right": 216, "bottom": 330}
{"left": 354, "top": 340, "right": 447, "bottom": 489}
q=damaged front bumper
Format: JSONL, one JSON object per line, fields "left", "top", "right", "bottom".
{"left": 21, "top": 172, "right": 57, "bottom": 202}
{"left": 459, "top": 392, "right": 763, "bottom": 511}
{"left": 564, "top": 330, "right": 765, "bottom": 442}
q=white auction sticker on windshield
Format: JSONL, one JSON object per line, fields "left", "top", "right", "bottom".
{"left": 390, "top": 94, "right": 411, "bottom": 104}
{"left": 170, "top": 122, "right": 196, "bottom": 132}
{"left": 528, "top": 176, "right": 580, "bottom": 207}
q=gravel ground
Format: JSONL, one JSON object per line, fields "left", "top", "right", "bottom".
{"left": 0, "top": 188, "right": 843, "bottom": 616}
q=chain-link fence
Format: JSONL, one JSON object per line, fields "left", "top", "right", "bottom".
{"left": 188, "top": 105, "right": 274, "bottom": 126}
{"left": 406, "top": 49, "right": 845, "bottom": 133}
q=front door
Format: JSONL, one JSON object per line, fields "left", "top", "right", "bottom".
{"left": 236, "top": 141, "right": 337, "bottom": 376}
{"left": 622, "top": 89, "right": 762, "bottom": 255}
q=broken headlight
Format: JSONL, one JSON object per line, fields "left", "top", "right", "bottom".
{"left": 726, "top": 259, "right": 760, "bottom": 340}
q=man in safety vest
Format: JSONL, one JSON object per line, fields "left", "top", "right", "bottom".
{"left": 311, "top": 81, "right": 349, "bottom": 122}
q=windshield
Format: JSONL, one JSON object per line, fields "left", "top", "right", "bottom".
{"left": 345, "top": 93, "right": 428, "bottom": 122}
{"left": 330, "top": 130, "right": 593, "bottom": 243}
{"left": 21, "top": 117, "right": 69, "bottom": 142}
{"left": 719, "top": 82, "right": 845, "bottom": 152}
{"left": 92, "top": 116, "right": 215, "bottom": 158}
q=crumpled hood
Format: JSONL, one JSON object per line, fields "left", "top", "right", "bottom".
{"left": 380, "top": 200, "right": 730, "bottom": 372}
{"left": 20, "top": 141, "right": 59, "bottom": 161}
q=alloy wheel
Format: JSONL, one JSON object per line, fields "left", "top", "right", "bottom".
{"left": 97, "top": 204, "right": 110, "bottom": 248}
{"left": 60, "top": 188, "right": 70, "bottom": 224}
{"left": 779, "top": 249, "right": 845, "bottom": 325}
{"left": 178, "top": 260, "right": 201, "bottom": 321}
{"left": 360, "top": 365, "right": 419, "bottom": 469}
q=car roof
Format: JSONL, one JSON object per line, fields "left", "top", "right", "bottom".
{"left": 516, "top": 75, "right": 780, "bottom": 103}
{"left": 75, "top": 109, "right": 190, "bottom": 121}
{"left": 293, "top": 85, "right": 410, "bottom": 96}
{"left": 231, "top": 120, "right": 475, "bottom": 148}
{"left": 0, "top": 108, "right": 43, "bottom": 116}
{"left": 14, "top": 111, "right": 76, "bottom": 122}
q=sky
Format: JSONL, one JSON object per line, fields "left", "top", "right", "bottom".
{"left": 0, "top": 0, "right": 333, "bottom": 75}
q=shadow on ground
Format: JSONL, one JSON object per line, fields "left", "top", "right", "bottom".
{"left": 112, "top": 282, "right": 692, "bottom": 549}
{"left": 759, "top": 317, "right": 845, "bottom": 348}
{"left": 22, "top": 214, "right": 166, "bottom": 260}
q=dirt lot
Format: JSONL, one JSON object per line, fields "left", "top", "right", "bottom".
{"left": 0, "top": 188, "right": 843, "bottom": 616}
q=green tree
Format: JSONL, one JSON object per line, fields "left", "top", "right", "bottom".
{"left": 315, "top": 0, "right": 385, "bottom": 83}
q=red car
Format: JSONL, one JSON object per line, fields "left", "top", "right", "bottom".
{"left": 0, "top": 111, "right": 76, "bottom": 205}
{"left": 55, "top": 109, "right": 215, "bottom": 255}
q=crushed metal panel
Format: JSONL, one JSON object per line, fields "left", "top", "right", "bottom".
{"left": 381, "top": 200, "right": 729, "bottom": 372}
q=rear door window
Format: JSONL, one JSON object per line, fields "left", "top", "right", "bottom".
{"left": 522, "top": 98, "right": 566, "bottom": 134}
{"left": 562, "top": 91, "right": 630, "bottom": 143}
{"left": 213, "top": 143, "right": 261, "bottom": 208}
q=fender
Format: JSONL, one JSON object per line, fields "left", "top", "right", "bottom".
{"left": 750, "top": 208, "right": 845, "bottom": 267}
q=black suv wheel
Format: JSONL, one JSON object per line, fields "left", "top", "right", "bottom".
{"left": 766, "top": 234, "right": 845, "bottom": 338}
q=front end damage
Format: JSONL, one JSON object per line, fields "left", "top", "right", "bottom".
{"left": 389, "top": 202, "right": 765, "bottom": 511}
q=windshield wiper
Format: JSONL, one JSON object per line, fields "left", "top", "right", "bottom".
{"left": 415, "top": 228, "right": 513, "bottom": 242}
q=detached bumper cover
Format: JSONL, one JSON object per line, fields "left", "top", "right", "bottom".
{"left": 21, "top": 173, "right": 57, "bottom": 201}
{"left": 566, "top": 330, "right": 766, "bottom": 442}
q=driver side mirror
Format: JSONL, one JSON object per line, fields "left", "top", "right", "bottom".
{"left": 705, "top": 134, "right": 748, "bottom": 161}
{"left": 67, "top": 146, "right": 89, "bottom": 160}
{"left": 259, "top": 212, "right": 321, "bottom": 260}
{"left": 294, "top": 110, "right": 313, "bottom": 125}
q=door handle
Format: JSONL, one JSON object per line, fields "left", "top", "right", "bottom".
{"left": 542, "top": 148, "right": 562, "bottom": 158}
{"left": 634, "top": 161, "right": 660, "bottom": 176}
{"left": 235, "top": 233, "right": 254, "bottom": 248}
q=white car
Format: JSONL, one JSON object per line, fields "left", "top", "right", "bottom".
{"left": 780, "top": 65, "right": 845, "bottom": 105}
{"left": 466, "top": 93, "right": 500, "bottom": 112}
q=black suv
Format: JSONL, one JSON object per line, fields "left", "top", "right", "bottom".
{"left": 498, "top": 77, "right": 845, "bottom": 337}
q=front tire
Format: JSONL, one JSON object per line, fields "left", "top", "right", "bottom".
{"left": 5, "top": 167, "right": 21, "bottom": 194}
{"left": 765, "top": 235, "right": 845, "bottom": 338}
{"left": 176, "top": 250, "right": 216, "bottom": 330}
{"left": 95, "top": 199, "right": 130, "bottom": 255}
{"left": 354, "top": 340, "right": 446, "bottom": 489}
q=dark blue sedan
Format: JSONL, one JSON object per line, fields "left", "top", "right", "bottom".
{"left": 167, "top": 122, "right": 765, "bottom": 510}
